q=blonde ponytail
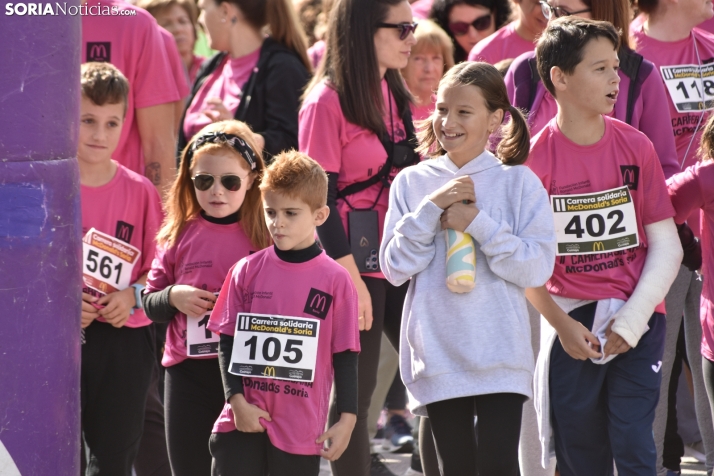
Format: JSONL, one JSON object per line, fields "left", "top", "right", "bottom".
{"left": 266, "top": 0, "right": 312, "bottom": 71}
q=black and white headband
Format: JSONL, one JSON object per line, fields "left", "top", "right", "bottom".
{"left": 189, "top": 131, "right": 258, "bottom": 171}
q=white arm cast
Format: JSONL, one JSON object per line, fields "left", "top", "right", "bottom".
{"left": 611, "top": 218, "right": 682, "bottom": 347}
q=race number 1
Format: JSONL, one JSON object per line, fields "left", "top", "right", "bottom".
{"left": 229, "top": 313, "right": 320, "bottom": 382}
{"left": 186, "top": 292, "right": 219, "bottom": 357}
{"left": 552, "top": 186, "right": 639, "bottom": 256}
{"left": 661, "top": 64, "right": 714, "bottom": 113}
{"left": 82, "top": 228, "right": 141, "bottom": 295}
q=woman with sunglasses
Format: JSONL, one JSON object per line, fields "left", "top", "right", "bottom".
{"left": 143, "top": 120, "right": 270, "bottom": 476}
{"left": 429, "top": 0, "right": 512, "bottom": 63}
{"left": 177, "top": 0, "right": 311, "bottom": 164}
{"left": 467, "top": 0, "right": 546, "bottom": 68}
{"left": 299, "top": 0, "right": 418, "bottom": 474}
{"left": 632, "top": 0, "right": 714, "bottom": 474}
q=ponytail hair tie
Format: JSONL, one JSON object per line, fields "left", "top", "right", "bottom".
{"left": 187, "top": 131, "right": 258, "bottom": 171}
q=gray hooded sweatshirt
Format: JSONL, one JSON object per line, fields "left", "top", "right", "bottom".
{"left": 380, "top": 151, "right": 556, "bottom": 415}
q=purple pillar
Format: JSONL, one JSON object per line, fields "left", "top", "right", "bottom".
{"left": 0, "top": 2, "right": 82, "bottom": 475}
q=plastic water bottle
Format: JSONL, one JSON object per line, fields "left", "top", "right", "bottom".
{"left": 445, "top": 228, "right": 476, "bottom": 293}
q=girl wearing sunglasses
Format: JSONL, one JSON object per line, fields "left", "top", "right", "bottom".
{"left": 299, "top": 0, "right": 419, "bottom": 474}
{"left": 142, "top": 120, "right": 270, "bottom": 475}
{"left": 430, "top": 0, "right": 512, "bottom": 62}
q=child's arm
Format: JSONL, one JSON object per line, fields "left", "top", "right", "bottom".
{"left": 217, "top": 333, "right": 272, "bottom": 432}
{"left": 457, "top": 173, "right": 556, "bottom": 289}
{"left": 96, "top": 273, "right": 148, "bottom": 328}
{"left": 525, "top": 286, "right": 602, "bottom": 360}
{"left": 667, "top": 164, "right": 707, "bottom": 225}
{"left": 81, "top": 292, "right": 100, "bottom": 328}
{"left": 142, "top": 285, "right": 217, "bottom": 321}
{"left": 317, "top": 350, "right": 358, "bottom": 461}
{"left": 381, "top": 176, "right": 474, "bottom": 285}
{"left": 608, "top": 219, "right": 682, "bottom": 352}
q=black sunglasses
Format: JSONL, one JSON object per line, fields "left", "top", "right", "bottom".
{"left": 191, "top": 173, "right": 245, "bottom": 192}
{"left": 539, "top": 0, "right": 591, "bottom": 19}
{"left": 377, "top": 21, "right": 418, "bottom": 40}
{"left": 448, "top": 14, "right": 492, "bottom": 36}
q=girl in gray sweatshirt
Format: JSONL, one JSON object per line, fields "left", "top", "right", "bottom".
{"left": 380, "top": 62, "right": 556, "bottom": 475}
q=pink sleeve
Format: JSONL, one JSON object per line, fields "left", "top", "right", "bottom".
{"left": 132, "top": 19, "right": 181, "bottom": 109}
{"left": 139, "top": 186, "right": 164, "bottom": 279}
{"left": 160, "top": 27, "right": 190, "bottom": 98}
{"left": 145, "top": 244, "right": 175, "bottom": 293}
{"left": 330, "top": 273, "right": 360, "bottom": 354}
{"left": 298, "top": 92, "right": 344, "bottom": 174}
{"left": 634, "top": 65, "right": 680, "bottom": 179}
{"left": 667, "top": 164, "right": 706, "bottom": 224}
{"left": 641, "top": 140, "right": 677, "bottom": 225}
{"left": 208, "top": 262, "right": 244, "bottom": 335}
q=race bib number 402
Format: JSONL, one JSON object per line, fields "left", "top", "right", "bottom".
{"left": 661, "top": 64, "right": 714, "bottom": 113}
{"left": 229, "top": 313, "right": 320, "bottom": 382}
{"left": 552, "top": 186, "right": 639, "bottom": 256}
{"left": 82, "top": 228, "right": 141, "bottom": 295}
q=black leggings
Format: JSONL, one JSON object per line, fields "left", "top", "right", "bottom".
{"left": 426, "top": 393, "right": 526, "bottom": 476}
{"left": 209, "top": 430, "right": 320, "bottom": 476}
{"left": 702, "top": 356, "right": 714, "bottom": 431}
{"left": 165, "top": 358, "right": 225, "bottom": 476}
{"left": 329, "top": 277, "right": 408, "bottom": 476}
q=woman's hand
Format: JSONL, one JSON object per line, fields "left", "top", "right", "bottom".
{"left": 440, "top": 201, "right": 479, "bottom": 232}
{"left": 202, "top": 97, "right": 233, "bottom": 122}
{"left": 429, "top": 176, "right": 476, "bottom": 210}
{"left": 335, "top": 255, "right": 373, "bottom": 331}
{"left": 168, "top": 285, "right": 217, "bottom": 318}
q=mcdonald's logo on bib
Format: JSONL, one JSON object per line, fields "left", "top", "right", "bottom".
{"left": 592, "top": 242, "right": 605, "bottom": 252}
{"left": 263, "top": 367, "right": 276, "bottom": 378}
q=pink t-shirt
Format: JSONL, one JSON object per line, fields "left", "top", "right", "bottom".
{"left": 146, "top": 216, "right": 257, "bottom": 366}
{"left": 308, "top": 40, "right": 326, "bottom": 70}
{"left": 528, "top": 116, "right": 675, "bottom": 311}
{"left": 189, "top": 54, "right": 206, "bottom": 86}
{"left": 411, "top": 97, "right": 435, "bottom": 122}
{"left": 160, "top": 26, "right": 190, "bottom": 99}
{"left": 632, "top": 26, "right": 714, "bottom": 236}
{"left": 299, "top": 79, "right": 407, "bottom": 278}
{"left": 411, "top": 0, "right": 434, "bottom": 19}
{"left": 183, "top": 49, "right": 261, "bottom": 141}
{"left": 207, "top": 248, "right": 360, "bottom": 455}
{"left": 667, "top": 160, "right": 714, "bottom": 359}
{"left": 467, "top": 22, "right": 535, "bottom": 65}
{"left": 82, "top": 0, "right": 180, "bottom": 175}
{"left": 81, "top": 164, "right": 163, "bottom": 328}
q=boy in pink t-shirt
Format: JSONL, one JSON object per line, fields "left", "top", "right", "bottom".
{"left": 526, "top": 18, "right": 682, "bottom": 474}
{"left": 207, "top": 152, "right": 360, "bottom": 475}
{"left": 78, "top": 63, "right": 163, "bottom": 475}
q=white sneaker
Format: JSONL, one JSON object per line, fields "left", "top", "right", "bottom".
{"left": 684, "top": 441, "right": 706, "bottom": 463}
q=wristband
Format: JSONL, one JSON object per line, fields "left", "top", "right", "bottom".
{"left": 131, "top": 283, "right": 146, "bottom": 310}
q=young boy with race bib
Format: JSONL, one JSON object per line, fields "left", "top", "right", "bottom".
{"left": 380, "top": 61, "right": 557, "bottom": 475}
{"left": 141, "top": 121, "right": 270, "bottom": 475}
{"left": 526, "top": 18, "right": 682, "bottom": 475}
{"left": 78, "top": 62, "right": 163, "bottom": 475}
{"left": 206, "top": 151, "right": 360, "bottom": 476}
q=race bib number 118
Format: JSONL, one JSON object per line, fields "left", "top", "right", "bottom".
{"left": 661, "top": 64, "right": 714, "bottom": 113}
{"left": 552, "top": 186, "right": 639, "bottom": 256}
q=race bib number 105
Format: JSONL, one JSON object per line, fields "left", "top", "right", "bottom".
{"left": 661, "top": 64, "right": 714, "bottom": 113}
{"left": 229, "top": 313, "right": 320, "bottom": 382}
{"left": 552, "top": 186, "right": 639, "bottom": 256}
{"left": 82, "top": 228, "right": 141, "bottom": 295}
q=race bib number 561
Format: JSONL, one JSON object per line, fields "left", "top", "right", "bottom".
{"left": 82, "top": 228, "right": 141, "bottom": 295}
{"left": 552, "top": 186, "right": 639, "bottom": 256}
{"left": 229, "top": 313, "right": 320, "bottom": 382}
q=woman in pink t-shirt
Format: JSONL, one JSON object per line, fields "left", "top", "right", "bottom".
{"left": 668, "top": 116, "right": 714, "bottom": 445}
{"left": 139, "top": 0, "right": 206, "bottom": 86}
{"left": 299, "top": 0, "right": 419, "bottom": 474}
{"left": 467, "top": 0, "right": 546, "bottom": 66}
{"left": 143, "top": 121, "right": 270, "bottom": 475}
{"left": 401, "top": 19, "right": 454, "bottom": 121}
{"left": 177, "top": 0, "right": 312, "bottom": 162}
{"left": 632, "top": 0, "right": 714, "bottom": 470}
{"left": 429, "top": 0, "right": 512, "bottom": 63}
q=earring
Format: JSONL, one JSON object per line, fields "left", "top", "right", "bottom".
{"left": 231, "top": 16, "right": 237, "bottom": 24}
